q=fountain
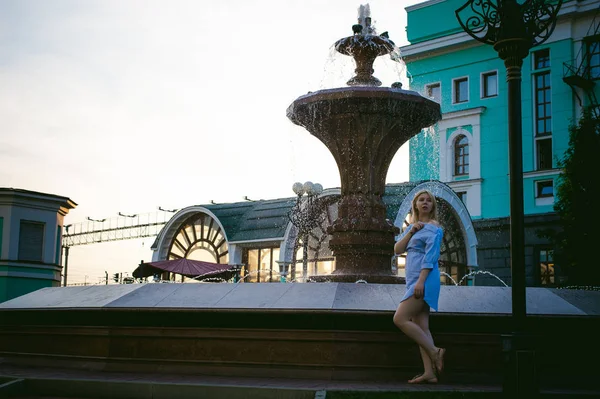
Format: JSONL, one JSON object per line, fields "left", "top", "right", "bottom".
{"left": 287, "top": 6, "right": 441, "bottom": 282}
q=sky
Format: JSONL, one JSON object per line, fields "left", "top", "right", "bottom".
{"left": 1, "top": 0, "right": 425, "bottom": 284}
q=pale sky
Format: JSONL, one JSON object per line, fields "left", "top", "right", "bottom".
{"left": 1, "top": 0, "right": 424, "bottom": 284}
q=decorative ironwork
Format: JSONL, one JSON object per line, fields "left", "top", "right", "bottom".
{"left": 456, "top": 0, "right": 562, "bottom": 47}
{"left": 288, "top": 182, "right": 325, "bottom": 237}
{"left": 456, "top": 0, "right": 500, "bottom": 45}
{"left": 287, "top": 182, "right": 325, "bottom": 279}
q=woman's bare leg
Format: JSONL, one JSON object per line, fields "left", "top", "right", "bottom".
{"left": 393, "top": 296, "right": 439, "bottom": 358}
{"left": 412, "top": 308, "right": 436, "bottom": 380}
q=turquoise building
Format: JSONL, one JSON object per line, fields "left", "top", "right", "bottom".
{"left": 401, "top": 0, "right": 599, "bottom": 285}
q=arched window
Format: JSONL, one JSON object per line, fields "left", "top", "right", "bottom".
{"left": 454, "top": 134, "right": 469, "bottom": 176}
{"left": 168, "top": 213, "right": 228, "bottom": 264}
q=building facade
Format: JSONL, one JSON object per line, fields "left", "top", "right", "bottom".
{"left": 401, "top": 0, "right": 600, "bottom": 285}
{"left": 150, "top": 181, "right": 479, "bottom": 286}
{"left": 0, "top": 188, "right": 76, "bottom": 302}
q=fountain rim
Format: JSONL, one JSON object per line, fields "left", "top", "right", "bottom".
{"left": 288, "top": 86, "right": 437, "bottom": 107}
{"left": 286, "top": 86, "right": 441, "bottom": 125}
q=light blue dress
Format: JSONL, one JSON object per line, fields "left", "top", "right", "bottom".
{"left": 398, "top": 223, "right": 443, "bottom": 311}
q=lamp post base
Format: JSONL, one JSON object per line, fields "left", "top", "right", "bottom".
{"left": 502, "top": 333, "right": 538, "bottom": 398}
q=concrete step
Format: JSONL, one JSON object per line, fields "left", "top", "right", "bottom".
{"left": 0, "top": 365, "right": 597, "bottom": 399}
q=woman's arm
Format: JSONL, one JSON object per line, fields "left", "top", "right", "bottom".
{"left": 394, "top": 230, "right": 413, "bottom": 254}
{"left": 414, "top": 268, "right": 431, "bottom": 299}
{"left": 414, "top": 227, "right": 443, "bottom": 299}
{"left": 421, "top": 228, "right": 443, "bottom": 269}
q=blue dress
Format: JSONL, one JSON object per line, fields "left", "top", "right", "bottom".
{"left": 398, "top": 223, "right": 443, "bottom": 311}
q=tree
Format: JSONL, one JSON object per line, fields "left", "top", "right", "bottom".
{"left": 553, "top": 107, "right": 600, "bottom": 286}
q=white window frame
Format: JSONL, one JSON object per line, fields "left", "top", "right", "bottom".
{"left": 535, "top": 179, "right": 555, "bottom": 207}
{"left": 532, "top": 48, "right": 551, "bottom": 70}
{"left": 452, "top": 76, "right": 469, "bottom": 104}
{"left": 437, "top": 107, "right": 486, "bottom": 217}
{"left": 425, "top": 81, "right": 442, "bottom": 104}
{"left": 480, "top": 70, "right": 498, "bottom": 99}
{"left": 453, "top": 134, "right": 470, "bottom": 177}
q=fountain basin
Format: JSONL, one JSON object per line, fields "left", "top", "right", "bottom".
{"left": 1, "top": 283, "right": 598, "bottom": 388}
{"left": 287, "top": 87, "right": 440, "bottom": 131}
{"left": 334, "top": 34, "right": 396, "bottom": 86}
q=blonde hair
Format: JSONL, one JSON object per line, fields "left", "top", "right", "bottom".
{"left": 409, "top": 189, "right": 438, "bottom": 224}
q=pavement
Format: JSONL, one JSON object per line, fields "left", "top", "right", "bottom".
{"left": 0, "top": 362, "right": 598, "bottom": 399}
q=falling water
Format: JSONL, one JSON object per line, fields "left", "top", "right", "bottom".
{"left": 197, "top": 277, "right": 228, "bottom": 283}
{"left": 441, "top": 270, "right": 508, "bottom": 287}
{"left": 237, "top": 269, "right": 284, "bottom": 283}
{"left": 440, "top": 272, "right": 458, "bottom": 286}
{"left": 357, "top": 4, "right": 372, "bottom": 34}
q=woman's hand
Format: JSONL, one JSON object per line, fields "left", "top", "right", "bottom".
{"left": 414, "top": 281, "right": 425, "bottom": 299}
{"left": 410, "top": 222, "right": 425, "bottom": 236}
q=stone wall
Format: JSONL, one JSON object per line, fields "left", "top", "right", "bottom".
{"left": 472, "top": 213, "right": 561, "bottom": 287}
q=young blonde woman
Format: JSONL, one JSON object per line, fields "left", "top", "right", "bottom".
{"left": 393, "top": 189, "right": 445, "bottom": 384}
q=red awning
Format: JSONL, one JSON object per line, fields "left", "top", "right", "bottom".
{"left": 133, "top": 258, "right": 233, "bottom": 279}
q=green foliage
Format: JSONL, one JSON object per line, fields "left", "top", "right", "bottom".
{"left": 553, "top": 107, "right": 600, "bottom": 286}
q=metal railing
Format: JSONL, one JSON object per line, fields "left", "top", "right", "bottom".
{"left": 63, "top": 210, "right": 175, "bottom": 247}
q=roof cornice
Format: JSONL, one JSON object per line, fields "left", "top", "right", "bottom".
{"left": 405, "top": 0, "right": 446, "bottom": 13}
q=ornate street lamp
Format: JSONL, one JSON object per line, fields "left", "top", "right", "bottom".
{"left": 288, "top": 181, "right": 324, "bottom": 280}
{"left": 456, "top": 0, "right": 562, "bottom": 396}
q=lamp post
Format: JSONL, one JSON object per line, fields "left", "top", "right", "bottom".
{"left": 455, "top": 0, "right": 562, "bottom": 396}
{"left": 275, "top": 261, "right": 292, "bottom": 283}
{"left": 288, "top": 181, "right": 324, "bottom": 281}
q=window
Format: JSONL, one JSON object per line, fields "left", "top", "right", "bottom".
{"left": 539, "top": 249, "right": 555, "bottom": 285}
{"left": 534, "top": 48, "right": 550, "bottom": 69}
{"left": 536, "top": 180, "right": 554, "bottom": 198}
{"left": 426, "top": 83, "right": 441, "bottom": 103}
{"left": 482, "top": 71, "right": 498, "bottom": 98}
{"left": 534, "top": 72, "right": 552, "bottom": 136}
{"left": 536, "top": 137, "right": 552, "bottom": 170}
{"left": 167, "top": 213, "right": 229, "bottom": 264}
{"left": 18, "top": 221, "right": 45, "bottom": 262}
{"left": 244, "top": 247, "right": 280, "bottom": 282}
{"left": 395, "top": 254, "right": 406, "bottom": 279}
{"left": 533, "top": 48, "right": 552, "bottom": 172}
{"left": 453, "top": 77, "right": 468, "bottom": 103}
{"left": 454, "top": 135, "right": 469, "bottom": 176}
{"left": 588, "top": 39, "right": 600, "bottom": 79}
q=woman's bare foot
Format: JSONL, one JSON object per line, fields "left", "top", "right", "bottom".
{"left": 408, "top": 373, "right": 438, "bottom": 384}
{"left": 434, "top": 348, "right": 446, "bottom": 374}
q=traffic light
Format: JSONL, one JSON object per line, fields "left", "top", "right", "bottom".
{"left": 112, "top": 273, "right": 120, "bottom": 283}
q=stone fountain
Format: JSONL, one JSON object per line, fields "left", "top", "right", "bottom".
{"left": 287, "top": 7, "right": 441, "bottom": 282}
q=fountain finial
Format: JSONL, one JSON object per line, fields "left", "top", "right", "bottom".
{"left": 335, "top": 4, "right": 395, "bottom": 86}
